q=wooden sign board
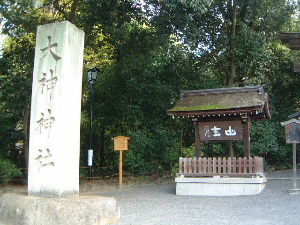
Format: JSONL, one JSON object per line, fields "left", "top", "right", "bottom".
{"left": 198, "top": 120, "right": 243, "bottom": 142}
{"left": 112, "top": 136, "right": 130, "bottom": 151}
{"left": 281, "top": 119, "right": 300, "bottom": 144}
{"left": 293, "top": 62, "right": 300, "bottom": 72}
{"left": 284, "top": 122, "right": 300, "bottom": 144}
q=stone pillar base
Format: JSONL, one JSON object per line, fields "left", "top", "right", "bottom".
{"left": 175, "top": 175, "right": 267, "bottom": 196}
{"left": 0, "top": 193, "right": 120, "bottom": 225}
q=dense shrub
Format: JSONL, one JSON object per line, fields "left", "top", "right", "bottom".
{"left": 0, "top": 157, "right": 22, "bottom": 184}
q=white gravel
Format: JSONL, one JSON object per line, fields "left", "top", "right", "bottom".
{"left": 92, "top": 170, "right": 300, "bottom": 225}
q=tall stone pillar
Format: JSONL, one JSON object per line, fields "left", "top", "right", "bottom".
{"left": 28, "top": 21, "right": 84, "bottom": 198}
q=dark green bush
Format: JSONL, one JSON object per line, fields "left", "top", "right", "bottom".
{"left": 0, "top": 157, "right": 22, "bottom": 184}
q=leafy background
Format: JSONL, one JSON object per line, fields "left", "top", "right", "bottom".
{"left": 0, "top": 0, "right": 299, "bottom": 182}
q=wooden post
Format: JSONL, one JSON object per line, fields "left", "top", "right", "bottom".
{"left": 243, "top": 116, "right": 251, "bottom": 158}
{"left": 229, "top": 142, "right": 234, "bottom": 157}
{"left": 280, "top": 119, "right": 300, "bottom": 194}
{"left": 293, "top": 143, "right": 297, "bottom": 189}
{"left": 119, "top": 150, "right": 123, "bottom": 189}
{"left": 112, "top": 136, "right": 130, "bottom": 189}
{"left": 195, "top": 122, "right": 201, "bottom": 157}
{"left": 156, "top": 160, "right": 159, "bottom": 179}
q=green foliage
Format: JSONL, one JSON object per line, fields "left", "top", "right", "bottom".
{"left": 171, "top": 163, "right": 179, "bottom": 177}
{"left": 163, "top": 0, "right": 212, "bottom": 13}
{"left": 202, "top": 142, "right": 230, "bottom": 157}
{"left": 163, "top": 146, "right": 180, "bottom": 162}
{"left": 265, "top": 145, "right": 294, "bottom": 170}
{"left": 0, "top": 157, "right": 22, "bottom": 184}
{"left": 0, "top": 0, "right": 299, "bottom": 176}
{"left": 250, "top": 120, "right": 280, "bottom": 156}
{"left": 181, "top": 144, "right": 196, "bottom": 158}
{"left": 0, "top": 33, "right": 35, "bottom": 167}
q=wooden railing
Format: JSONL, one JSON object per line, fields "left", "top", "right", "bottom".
{"left": 178, "top": 157, "right": 264, "bottom": 177}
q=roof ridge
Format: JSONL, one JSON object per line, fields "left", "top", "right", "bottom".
{"left": 180, "top": 85, "right": 265, "bottom": 98}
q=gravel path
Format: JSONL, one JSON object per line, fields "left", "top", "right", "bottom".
{"left": 85, "top": 170, "right": 300, "bottom": 225}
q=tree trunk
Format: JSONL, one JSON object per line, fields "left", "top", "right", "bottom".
{"left": 228, "top": 142, "right": 234, "bottom": 157}
{"left": 23, "top": 100, "right": 31, "bottom": 170}
{"left": 228, "top": 0, "right": 237, "bottom": 87}
{"left": 194, "top": 122, "right": 201, "bottom": 157}
{"left": 98, "top": 128, "right": 105, "bottom": 168}
{"left": 69, "top": 0, "right": 80, "bottom": 23}
{"left": 228, "top": 1, "right": 237, "bottom": 157}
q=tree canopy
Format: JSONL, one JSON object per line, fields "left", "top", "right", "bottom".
{"left": 0, "top": 0, "right": 299, "bottom": 180}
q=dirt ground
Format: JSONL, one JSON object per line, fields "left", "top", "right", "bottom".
{"left": 1, "top": 171, "right": 299, "bottom": 225}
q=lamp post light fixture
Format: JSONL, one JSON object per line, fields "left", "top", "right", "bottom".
{"left": 88, "top": 66, "right": 99, "bottom": 84}
{"left": 87, "top": 66, "right": 100, "bottom": 180}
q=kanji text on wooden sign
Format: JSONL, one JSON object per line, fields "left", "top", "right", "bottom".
{"left": 198, "top": 121, "right": 243, "bottom": 141}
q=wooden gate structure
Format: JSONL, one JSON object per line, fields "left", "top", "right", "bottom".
{"left": 167, "top": 85, "right": 271, "bottom": 195}
{"left": 168, "top": 85, "right": 271, "bottom": 159}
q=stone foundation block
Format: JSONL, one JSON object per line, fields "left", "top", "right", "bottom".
{"left": 0, "top": 193, "right": 120, "bottom": 225}
{"left": 175, "top": 176, "right": 267, "bottom": 196}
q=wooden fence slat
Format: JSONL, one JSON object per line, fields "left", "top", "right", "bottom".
{"left": 186, "top": 158, "right": 189, "bottom": 173}
{"left": 259, "top": 157, "right": 262, "bottom": 173}
{"left": 193, "top": 158, "right": 197, "bottom": 173}
{"left": 232, "top": 157, "right": 236, "bottom": 173}
{"left": 198, "top": 158, "right": 202, "bottom": 173}
{"left": 249, "top": 157, "right": 253, "bottom": 173}
{"left": 218, "top": 157, "right": 222, "bottom": 173}
{"left": 208, "top": 158, "right": 212, "bottom": 173}
{"left": 212, "top": 157, "right": 216, "bottom": 173}
{"left": 179, "top": 157, "right": 183, "bottom": 173}
{"left": 223, "top": 157, "right": 227, "bottom": 173}
{"left": 184, "top": 158, "right": 188, "bottom": 173}
{"left": 255, "top": 156, "right": 263, "bottom": 173}
{"left": 203, "top": 158, "right": 207, "bottom": 173}
{"left": 243, "top": 157, "right": 247, "bottom": 173}
{"left": 258, "top": 157, "right": 261, "bottom": 173}
{"left": 234, "top": 157, "right": 237, "bottom": 173}
{"left": 238, "top": 157, "right": 242, "bottom": 173}
{"left": 253, "top": 157, "right": 257, "bottom": 173}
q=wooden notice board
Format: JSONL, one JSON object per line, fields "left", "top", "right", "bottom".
{"left": 284, "top": 122, "right": 300, "bottom": 144}
{"left": 112, "top": 136, "right": 130, "bottom": 151}
{"left": 112, "top": 136, "right": 130, "bottom": 189}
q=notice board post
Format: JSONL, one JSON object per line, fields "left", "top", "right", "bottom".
{"left": 281, "top": 119, "right": 300, "bottom": 194}
{"left": 112, "top": 136, "right": 130, "bottom": 189}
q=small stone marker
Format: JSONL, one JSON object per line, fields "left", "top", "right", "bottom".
{"left": 28, "top": 21, "right": 84, "bottom": 198}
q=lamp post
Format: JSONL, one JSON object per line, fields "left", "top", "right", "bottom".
{"left": 87, "top": 66, "right": 99, "bottom": 180}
